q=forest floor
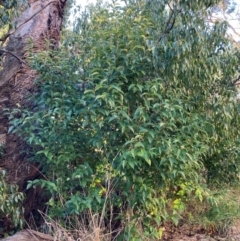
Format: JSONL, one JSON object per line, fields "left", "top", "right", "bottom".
{"left": 162, "top": 221, "right": 240, "bottom": 241}
{"left": 1, "top": 222, "right": 240, "bottom": 241}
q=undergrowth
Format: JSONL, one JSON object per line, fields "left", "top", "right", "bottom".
{"left": 186, "top": 186, "right": 240, "bottom": 236}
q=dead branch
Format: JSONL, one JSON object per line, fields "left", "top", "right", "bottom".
{"left": 0, "top": 48, "right": 28, "bottom": 65}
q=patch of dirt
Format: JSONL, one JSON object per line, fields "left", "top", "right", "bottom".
{"left": 162, "top": 222, "right": 240, "bottom": 241}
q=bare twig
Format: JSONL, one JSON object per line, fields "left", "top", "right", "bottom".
{"left": 233, "top": 75, "right": 240, "bottom": 86}
{"left": 158, "top": 3, "right": 177, "bottom": 42}
{"left": 0, "top": 33, "right": 11, "bottom": 44}
{"left": 0, "top": 48, "right": 28, "bottom": 65}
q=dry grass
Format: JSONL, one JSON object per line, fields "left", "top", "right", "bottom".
{"left": 37, "top": 177, "right": 124, "bottom": 241}
{"left": 38, "top": 210, "right": 123, "bottom": 241}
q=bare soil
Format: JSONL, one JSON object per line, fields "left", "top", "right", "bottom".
{"left": 162, "top": 222, "right": 240, "bottom": 241}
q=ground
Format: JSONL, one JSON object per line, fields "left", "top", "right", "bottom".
{"left": 162, "top": 222, "right": 240, "bottom": 241}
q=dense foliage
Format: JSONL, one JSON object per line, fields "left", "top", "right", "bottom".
{"left": 0, "top": 170, "right": 24, "bottom": 229}
{"left": 8, "top": 0, "right": 240, "bottom": 239}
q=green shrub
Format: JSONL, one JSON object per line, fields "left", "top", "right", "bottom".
{"left": 9, "top": 0, "right": 240, "bottom": 239}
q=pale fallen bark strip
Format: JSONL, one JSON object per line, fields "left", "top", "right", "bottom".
{"left": 0, "top": 229, "right": 54, "bottom": 241}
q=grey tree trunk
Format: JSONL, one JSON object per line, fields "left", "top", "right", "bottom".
{"left": 0, "top": 0, "right": 67, "bottom": 220}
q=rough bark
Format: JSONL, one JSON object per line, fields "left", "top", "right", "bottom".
{"left": 0, "top": 0, "right": 67, "bottom": 220}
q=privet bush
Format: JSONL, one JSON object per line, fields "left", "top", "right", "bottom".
{"left": 9, "top": 0, "right": 240, "bottom": 239}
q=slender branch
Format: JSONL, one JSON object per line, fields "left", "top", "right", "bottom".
{"left": 158, "top": 3, "right": 177, "bottom": 42}
{"left": 167, "top": 1, "right": 174, "bottom": 12}
{"left": 227, "top": 23, "right": 240, "bottom": 38}
{"left": 0, "top": 33, "right": 11, "bottom": 44}
{"left": 0, "top": 48, "right": 28, "bottom": 65}
{"left": 233, "top": 76, "right": 240, "bottom": 86}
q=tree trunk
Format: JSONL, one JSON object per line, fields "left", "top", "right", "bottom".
{"left": 0, "top": 0, "right": 67, "bottom": 220}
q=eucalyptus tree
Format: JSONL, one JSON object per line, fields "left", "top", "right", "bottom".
{"left": 0, "top": 0, "right": 68, "bottom": 228}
